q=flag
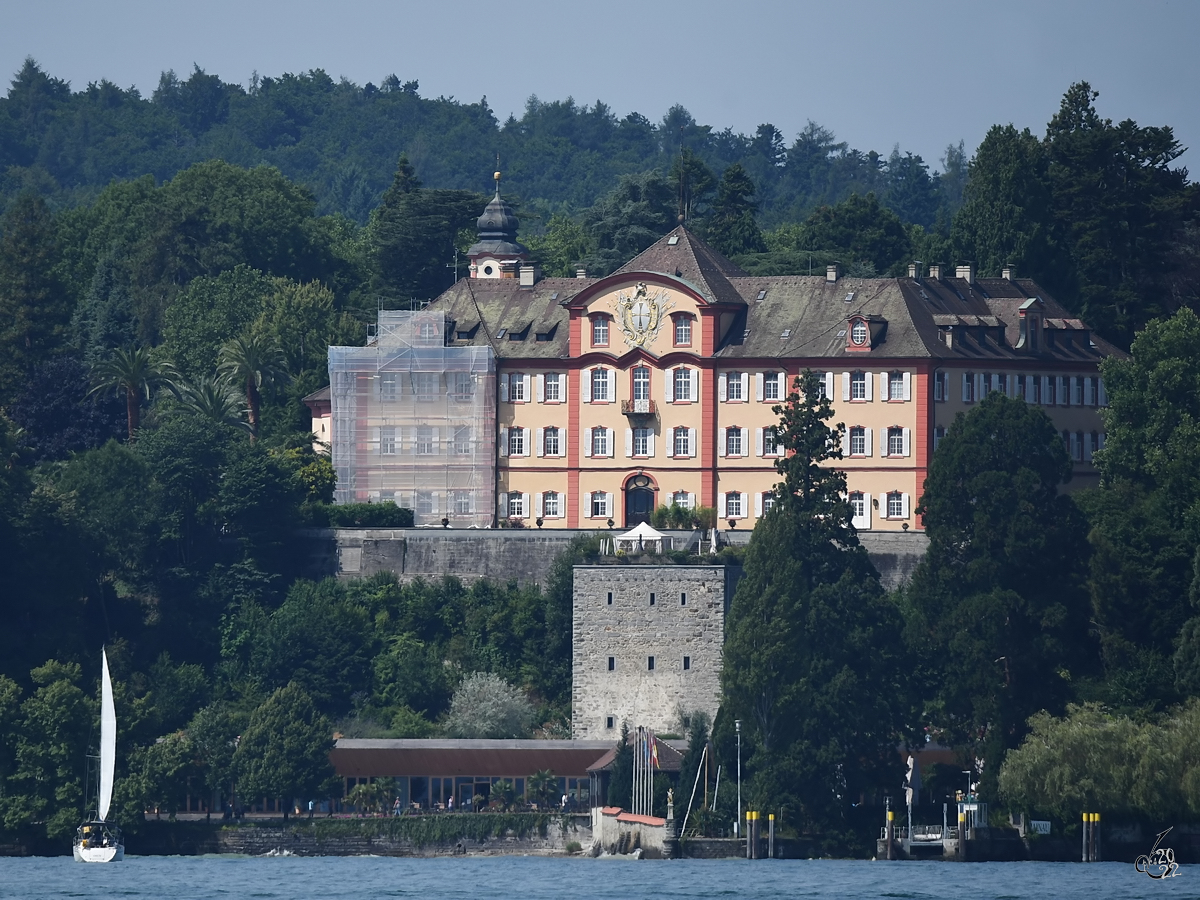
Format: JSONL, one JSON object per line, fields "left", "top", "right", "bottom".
{"left": 651, "top": 740, "right": 660, "bottom": 769}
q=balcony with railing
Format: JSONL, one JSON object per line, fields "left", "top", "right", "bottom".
{"left": 621, "top": 399, "right": 656, "bottom": 416}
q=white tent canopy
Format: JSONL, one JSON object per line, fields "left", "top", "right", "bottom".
{"left": 614, "top": 521, "right": 670, "bottom": 553}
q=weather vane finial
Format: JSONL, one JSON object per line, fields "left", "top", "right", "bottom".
{"left": 494, "top": 153, "right": 501, "bottom": 194}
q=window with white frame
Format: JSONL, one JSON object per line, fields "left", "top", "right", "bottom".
{"left": 673, "top": 426, "right": 690, "bottom": 457}
{"left": 507, "top": 373, "right": 526, "bottom": 402}
{"left": 674, "top": 315, "right": 692, "bottom": 346}
{"left": 934, "top": 425, "right": 946, "bottom": 450}
{"left": 381, "top": 372, "right": 398, "bottom": 401}
{"left": 995, "top": 373, "right": 1008, "bottom": 395}
{"left": 851, "top": 320, "right": 868, "bottom": 345}
{"left": 762, "top": 494, "right": 775, "bottom": 514}
{"left": 416, "top": 425, "right": 435, "bottom": 455}
{"left": 673, "top": 368, "right": 691, "bottom": 401}
{"left": 591, "top": 492, "right": 609, "bottom": 517}
{"left": 544, "top": 372, "right": 561, "bottom": 402}
{"left": 725, "top": 492, "right": 743, "bottom": 518}
{"left": 418, "top": 320, "right": 439, "bottom": 344}
{"left": 1031, "top": 375, "right": 1042, "bottom": 404}
{"left": 414, "top": 372, "right": 438, "bottom": 402}
{"left": 592, "top": 316, "right": 609, "bottom": 346}
{"left": 543, "top": 491, "right": 560, "bottom": 517}
{"left": 508, "top": 493, "right": 526, "bottom": 518}
{"left": 963, "top": 372, "right": 975, "bottom": 402}
{"left": 453, "top": 425, "right": 472, "bottom": 455}
{"left": 851, "top": 371, "right": 867, "bottom": 400}
{"left": 508, "top": 427, "right": 525, "bottom": 457}
{"left": 451, "top": 371, "right": 473, "bottom": 401}
{"left": 889, "top": 371, "right": 904, "bottom": 400}
{"left": 727, "top": 372, "right": 743, "bottom": 401}
{"left": 453, "top": 491, "right": 472, "bottom": 515}
{"left": 592, "top": 427, "right": 609, "bottom": 457}
{"left": 887, "top": 492, "right": 904, "bottom": 518}
{"left": 934, "top": 371, "right": 947, "bottom": 401}
{"left": 591, "top": 368, "right": 609, "bottom": 402}
{"left": 416, "top": 492, "right": 434, "bottom": 516}
{"left": 764, "top": 372, "right": 781, "bottom": 401}
{"left": 849, "top": 426, "right": 866, "bottom": 456}
{"left": 543, "top": 426, "right": 560, "bottom": 457}
{"left": 762, "top": 426, "right": 778, "bottom": 456}
{"left": 672, "top": 490, "right": 692, "bottom": 508}
{"left": 633, "top": 366, "right": 650, "bottom": 401}
{"left": 850, "top": 492, "right": 866, "bottom": 522}
{"left": 633, "top": 427, "right": 651, "bottom": 456}
{"left": 725, "top": 427, "right": 743, "bottom": 456}
{"left": 887, "top": 426, "right": 904, "bottom": 457}
{"left": 380, "top": 426, "right": 397, "bottom": 455}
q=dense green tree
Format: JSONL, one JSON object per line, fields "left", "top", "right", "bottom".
{"left": 706, "top": 164, "right": 766, "bottom": 257}
{"left": 162, "top": 266, "right": 274, "bottom": 378}
{"left": 800, "top": 192, "right": 911, "bottom": 274}
{"left": 584, "top": 170, "right": 677, "bottom": 275}
{"left": 905, "top": 393, "right": 1096, "bottom": 794}
{"left": 523, "top": 214, "right": 596, "bottom": 278}
{"left": 128, "top": 730, "right": 193, "bottom": 821}
{"left": 217, "top": 332, "right": 288, "bottom": 440}
{"left": 234, "top": 682, "right": 334, "bottom": 817}
{"left": 0, "top": 192, "right": 68, "bottom": 402}
{"left": 883, "top": 149, "right": 939, "bottom": 228}
{"left": 669, "top": 148, "right": 716, "bottom": 224}
{"left": 7, "top": 356, "right": 123, "bottom": 461}
{"left": 186, "top": 703, "right": 241, "bottom": 820}
{"left": 442, "top": 672, "right": 535, "bottom": 739}
{"left": 607, "top": 722, "right": 633, "bottom": 807}
{"left": 720, "top": 371, "right": 907, "bottom": 834}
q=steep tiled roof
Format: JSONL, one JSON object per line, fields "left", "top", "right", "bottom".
{"left": 615, "top": 226, "right": 747, "bottom": 307}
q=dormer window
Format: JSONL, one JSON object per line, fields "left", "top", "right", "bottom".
{"left": 850, "top": 319, "right": 868, "bottom": 346}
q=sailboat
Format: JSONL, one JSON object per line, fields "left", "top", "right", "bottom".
{"left": 73, "top": 649, "right": 124, "bottom": 863}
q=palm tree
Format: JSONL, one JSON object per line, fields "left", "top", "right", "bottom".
{"left": 89, "top": 347, "right": 169, "bottom": 441}
{"left": 172, "top": 374, "right": 251, "bottom": 433}
{"left": 217, "top": 334, "right": 288, "bottom": 441}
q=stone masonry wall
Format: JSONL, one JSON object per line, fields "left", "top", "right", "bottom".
{"left": 572, "top": 566, "right": 728, "bottom": 739}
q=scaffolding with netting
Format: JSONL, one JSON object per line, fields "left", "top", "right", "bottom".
{"left": 328, "top": 310, "right": 496, "bottom": 528}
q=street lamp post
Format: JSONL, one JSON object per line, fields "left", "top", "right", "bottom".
{"left": 735, "top": 719, "right": 742, "bottom": 838}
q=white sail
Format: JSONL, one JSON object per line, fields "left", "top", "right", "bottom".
{"left": 98, "top": 649, "right": 115, "bottom": 822}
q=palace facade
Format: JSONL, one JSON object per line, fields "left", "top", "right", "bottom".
{"left": 310, "top": 179, "right": 1120, "bottom": 532}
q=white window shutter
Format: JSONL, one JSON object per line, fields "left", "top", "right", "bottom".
{"left": 582, "top": 369, "right": 592, "bottom": 403}
{"left": 880, "top": 493, "right": 889, "bottom": 516}
{"left": 864, "top": 427, "right": 873, "bottom": 456}
{"left": 901, "top": 493, "right": 910, "bottom": 518}
{"left": 862, "top": 495, "right": 872, "bottom": 529}
{"left": 521, "top": 493, "right": 530, "bottom": 516}
{"left": 690, "top": 368, "right": 699, "bottom": 401}
{"left": 605, "top": 493, "right": 614, "bottom": 516}
{"left": 647, "top": 431, "right": 655, "bottom": 456}
{"left": 719, "top": 428, "right": 727, "bottom": 457}
{"left": 825, "top": 372, "right": 834, "bottom": 398}
{"left": 535, "top": 427, "right": 544, "bottom": 457}
{"left": 432, "top": 427, "right": 440, "bottom": 452}
{"left": 1084, "top": 434, "right": 1094, "bottom": 462}
{"left": 717, "top": 492, "right": 726, "bottom": 516}
{"left": 665, "top": 372, "right": 673, "bottom": 404}
{"left": 536, "top": 374, "right": 544, "bottom": 402}
{"left": 1085, "top": 378, "right": 1095, "bottom": 406}
{"left": 841, "top": 429, "right": 850, "bottom": 455}
{"left": 584, "top": 427, "right": 593, "bottom": 458}
{"left": 499, "top": 377, "right": 509, "bottom": 402}
{"left": 842, "top": 372, "right": 851, "bottom": 401}
{"left": 498, "top": 492, "right": 508, "bottom": 515}
{"left": 372, "top": 426, "right": 380, "bottom": 453}
{"left": 864, "top": 373, "right": 873, "bottom": 401}
{"left": 1057, "top": 376, "right": 1066, "bottom": 405}
{"left": 521, "top": 374, "right": 530, "bottom": 400}
{"left": 741, "top": 427, "right": 749, "bottom": 454}
{"left": 879, "top": 372, "right": 888, "bottom": 398}
{"left": 536, "top": 492, "right": 544, "bottom": 517}
{"left": 1041, "top": 376, "right": 1050, "bottom": 405}
{"left": 625, "top": 428, "right": 634, "bottom": 457}
{"left": 756, "top": 428, "right": 764, "bottom": 457}
{"left": 1098, "top": 378, "right": 1107, "bottom": 406}
{"left": 687, "top": 492, "right": 696, "bottom": 509}
{"left": 499, "top": 427, "right": 509, "bottom": 457}
{"left": 755, "top": 493, "right": 763, "bottom": 516}
{"left": 718, "top": 372, "right": 728, "bottom": 401}
{"left": 902, "top": 371, "right": 912, "bottom": 401}
{"left": 741, "top": 373, "right": 749, "bottom": 399}
{"left": 975, "top": 373, "right": 984, "bottom": 399}
{"left": 607, "top": 369, "right": 616, "bottom": 401}
{"left": 687, "top": 427, "right": 696, "bottom": 457}
{"left": 962, "top": 374, "right": 970, "bottom": 402}
{"left": 431, "top": 492, "right": 439, "bottom": 515}
{"left": 755, "top": 373, "right": 764, "bottom": 401}
{"left": 902, "top": 428, "right": 911, "bottom": 457}
{"left": 1098, "top": 432, "right": 1106, "bottom": 450}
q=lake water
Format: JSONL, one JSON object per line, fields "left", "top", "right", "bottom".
{"left": 0, "top": 856, "right": 1190, "bottom": 900}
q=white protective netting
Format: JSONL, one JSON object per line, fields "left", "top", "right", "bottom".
{"left": 329, "top": 310, "right": 496, "bottom": 528}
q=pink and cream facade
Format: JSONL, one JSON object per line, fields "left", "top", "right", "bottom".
{"left": 313, "top": 215, "right": 1119, "bottom": 532}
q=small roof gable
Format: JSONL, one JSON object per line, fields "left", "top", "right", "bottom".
{"left": 615, "top": 227, "right": 747, "bottom": 307}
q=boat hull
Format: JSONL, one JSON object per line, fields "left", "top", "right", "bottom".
{"left": 73, "top": 841, "right": 124, "bottom": 863}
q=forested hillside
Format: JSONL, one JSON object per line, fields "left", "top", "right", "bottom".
{"left": 0, "top": 57, "right": 1199, "bottom": 844}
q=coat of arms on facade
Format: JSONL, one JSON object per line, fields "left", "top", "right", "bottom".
{"left": 616, "top": 282, "right": 672, "bottom": 348}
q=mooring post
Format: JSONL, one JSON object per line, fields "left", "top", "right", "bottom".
{"left": 957, "top": 810, "right": 966, "bottom": 861}
{"left": 1082, "top": 812, "right": 1088, "bottom": 862}
{"left": 1094, "top": 812, "right": 1100, "bottom": 861}
{"left": 768, "top": 813, "right": 775, "bottom": 859}
{"left": 746, "top": 810, "right": 752, "bottom": 859}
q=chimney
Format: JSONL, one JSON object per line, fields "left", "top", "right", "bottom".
{"left": 1002, "top": 264, "right": 1016, "bottom": 281}
{"left": 907, "top": 263, "right": 918, "bottom": 279}
{"left": 500, "top": 260, "right": 519, "bottom": 278}
{"left": 928, "top": 264, "right": 942, "bottom": 280}
{"left": 575, "top": 267, "right": 587, "bottom": 279}
{"left": 956, "top": 264, "right": 975, "bottom": 284}
{"left": 826, "top": 264, "right": 841, "bottom": 283}
{"left": 519, "top": 263, "right": 540, "bottom": 288}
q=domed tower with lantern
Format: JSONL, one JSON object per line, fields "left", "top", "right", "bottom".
{"left": 468, "top": 171, "right": 530, "bottom": 279}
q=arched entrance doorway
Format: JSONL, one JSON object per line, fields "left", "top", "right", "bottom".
{"left": 624, "top": 473, "right": 656, "bottom": 527}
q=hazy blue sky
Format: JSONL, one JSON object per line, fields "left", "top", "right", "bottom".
{"left": 3, "top": 0, "right": 1198, "bottom": 175}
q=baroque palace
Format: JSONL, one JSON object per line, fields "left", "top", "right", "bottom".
{"left": 307, "top": 176, "right": 1119, "bottom": 533}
